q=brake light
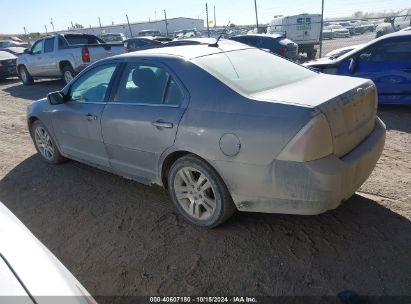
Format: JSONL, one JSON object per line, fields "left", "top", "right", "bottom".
{"left": 82, "top": 47, "right": 90, "bottom": 63}
{"left": 279, "top": 47, "right": 288, "bottom": 54}
{"left": 277, "top": 113, "right": 333, "bottom": 162}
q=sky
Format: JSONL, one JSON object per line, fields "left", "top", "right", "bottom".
{"left": 1, "top": 0, "right": 409, "bottom": 34}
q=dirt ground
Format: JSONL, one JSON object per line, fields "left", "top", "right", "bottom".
{"left": 0, "top": 78, "right": 410, "bottom": 298}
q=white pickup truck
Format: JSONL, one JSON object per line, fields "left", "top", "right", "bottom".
{"left": 267, "top": 14, "right": 321, "bottom": 60}
{"left": 17, "top": 33, "right": 124, "bottom": 85}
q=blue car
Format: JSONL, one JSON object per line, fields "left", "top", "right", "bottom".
{"left": 305, "top": 31, "right": 411, "bottom": 105}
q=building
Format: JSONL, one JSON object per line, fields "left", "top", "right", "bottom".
{"left": 62, "top": 17, "right": 204, "bottom": 37}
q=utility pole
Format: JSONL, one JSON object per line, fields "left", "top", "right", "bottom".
{"left": 254, "top": 0, "right": 259, "bottom": 33}
{"left": 44, "top": 25, "right": 48, "bottom": 35}
{"left": 71, "top": 21, "right": 74, "bottom": 30}
{"left": 214, "top": 5, "right": 216, "bottom": 28}
{"left": 164, "top": 10, "right": 169, "bottom": 37}
{"left": 126, "top": 14, "right": 133, "bottom": 37}
{"left": 319, "top": 0, "right": 325, "bottom": 58}
{"left": 206, "top": 3, "right": 210, "bottom": 37}
{"left": 98, "top": 17, "right": 103, "bottom": 35}
{"left": 50, "top": 18, "right": 55, "bottom": 32}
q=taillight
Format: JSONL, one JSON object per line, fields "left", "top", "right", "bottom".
{"left": 124, "top": 47, "right": 129, "bottom": 53}
{"left": 277, "top": 113, "right": 333, "bottom": 162}
{"left": 82, "top": 47, "right": 90, "bottom": 63}
{"left": 279, "top": 47, "right": 288, "bottom": 55}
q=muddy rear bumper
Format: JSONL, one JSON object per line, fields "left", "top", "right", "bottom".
{"left": 230, "top": 118, "right": 386, "bottom": 215}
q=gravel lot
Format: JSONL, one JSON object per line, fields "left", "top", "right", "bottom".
{"left": 0, "top": 78, "right": 410, "bottom": 299}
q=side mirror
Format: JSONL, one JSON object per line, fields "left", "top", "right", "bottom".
{"left": 23, "top": 49, "right": 31, "bottom": 55}
{"left": 348, "top": 58, "right": 358, "bottom": 74}
{"left": 47, "top": 91, "right": 65, "bottom": 105}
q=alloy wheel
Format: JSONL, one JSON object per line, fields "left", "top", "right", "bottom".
{"left": 173, "top": 167, "right": 217, "bottom": 220}
{"left": 34, "top": 126, "right": 55, "bottom": 160}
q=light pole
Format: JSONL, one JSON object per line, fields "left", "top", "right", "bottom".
{"left": 206, "top": 3, "right": 210, "bottom": 37}
{"left": 319, "top": 0, "right": 325, "bottom": 58}
{"left": 50, "top": 18, "right": 55, "bottom": 33}
{"left": 126, "top": 14, "right": 133, "bottom": 37}
{"left": 214, "top": 5, "right": 216, "bottom": 28}
{"left": 164, "top": 10, "right": 169, "bottom": 37}
{"left": 98, "top": 17, "right": 103, "bottom": 35}
{"left": 254, "top": 0, "right": 259, "bottom": 33}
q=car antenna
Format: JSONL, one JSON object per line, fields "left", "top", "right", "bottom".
{"left": 209, "top": 21, "right": 231, "bottom": 48}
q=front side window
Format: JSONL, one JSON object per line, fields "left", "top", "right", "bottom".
{"left": 194, "top": 48, "right": 315, "bottom": 94}
{"left": 69, "top": 64, "right": 117, "bottom": 102}
{"left": 358, "top": 38, "right": 411, "bottom": 62}
{"left": 114, "top": 62, "right": 183, "bottom": 105}
{"left": 31, "top": 40, "right": 43, "bottom": 55}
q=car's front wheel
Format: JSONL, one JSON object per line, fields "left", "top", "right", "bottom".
{"left": 19, "top": 66, "right": 34, "bottom": 85}
{"left": 31, "top": 120, "right": 65, "bottom": 164}
{"left": 168, "top": 155, "right": 236, "bottom": 228}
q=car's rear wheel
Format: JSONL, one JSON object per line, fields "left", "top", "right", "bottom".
{"left": 19, "top": 66, "right": 34, "bottom": 85}
{"left": 31, "top": 121, "right": 65, "bottom": 164}
{"left": 168, "top": 155, "right": 236, "bottom": 228}
{"left": 62, "top": 65, "right": 75, "bottom": 85}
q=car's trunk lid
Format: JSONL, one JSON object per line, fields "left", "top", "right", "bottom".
{"left": 252, "top": 74, "right": 377, "bottom": 158}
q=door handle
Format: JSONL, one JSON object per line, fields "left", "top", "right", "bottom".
{"left": 152, "top": 120, "right": 174, "bottom": 129}
{"left": 85, "top": 114, "right": 98, "bottom": 121}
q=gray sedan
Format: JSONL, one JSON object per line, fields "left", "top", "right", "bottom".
{"left": 27, "top": 40, "right": 386, "bottom": 228}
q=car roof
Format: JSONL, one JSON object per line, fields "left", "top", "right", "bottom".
{"left": 233, "top": 34, "right": 285, "bottom": 39}
{"left": 114, "top": 39, "right": 250, "bottom": 60}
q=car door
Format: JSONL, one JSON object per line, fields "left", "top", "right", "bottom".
{"left": 26, "top": 39, "right": 45, "bottom": 76}
{"left": 51, "top": 62, "right": 119, "bottom": 169}
{"left": 349, "top": 37, "right": 411, "bottom": 103}
{"left": 42, "top": 37, "right": 58, "bottom": 76}
{"left": 101, "top": 61, "right": 187, "bottom": 183}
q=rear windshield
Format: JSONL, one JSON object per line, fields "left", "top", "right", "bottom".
{"left": 193, "top": 48, "right": 314, "bottom": 94}
{"left": 64, "top": 35, "right": 104, "bottom": 45}
{"left": 101, "top": 34, "right": 123, "bottom": 43}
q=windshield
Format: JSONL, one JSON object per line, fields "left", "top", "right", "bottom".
{"left": 194, "top": 48, "right": 315, "bottom": 94}
{"left": 139, "top": 31, "right": 160, "bottom": 37}
{"left": 101, "top": 34, "right": 123, "bottom": 43}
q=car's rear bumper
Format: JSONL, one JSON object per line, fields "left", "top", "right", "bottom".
{"left": 222, "top": 117, "right": 386, "bottom": 215}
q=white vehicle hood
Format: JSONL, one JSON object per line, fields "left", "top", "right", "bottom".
{"left": 0, "top": 202, "right": 96, "bottom": 303}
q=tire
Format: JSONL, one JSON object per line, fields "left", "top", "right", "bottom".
{"left": 306, "top": 49, "right": 317, "bottom": 60}
{"left": 19, "top": 65, "right": 34, "bottom": 85}
{"left": 30, "top": 120, "right": 66, "bottom": 164}
{"left": 168, "top": 155, "right": 236, "bottom": 228}
{"left": 62, "top": 65, "right": 75, "bottom": 85}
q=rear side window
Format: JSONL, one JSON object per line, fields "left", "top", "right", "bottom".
{"left": 194, "top": 48, "right": 315, "bottom": 94}
{"left": 114, "top": 62, "right": 183, "bottom": 105}
{"left": 44, "top": 38, "right": 54, "bottom": 53}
